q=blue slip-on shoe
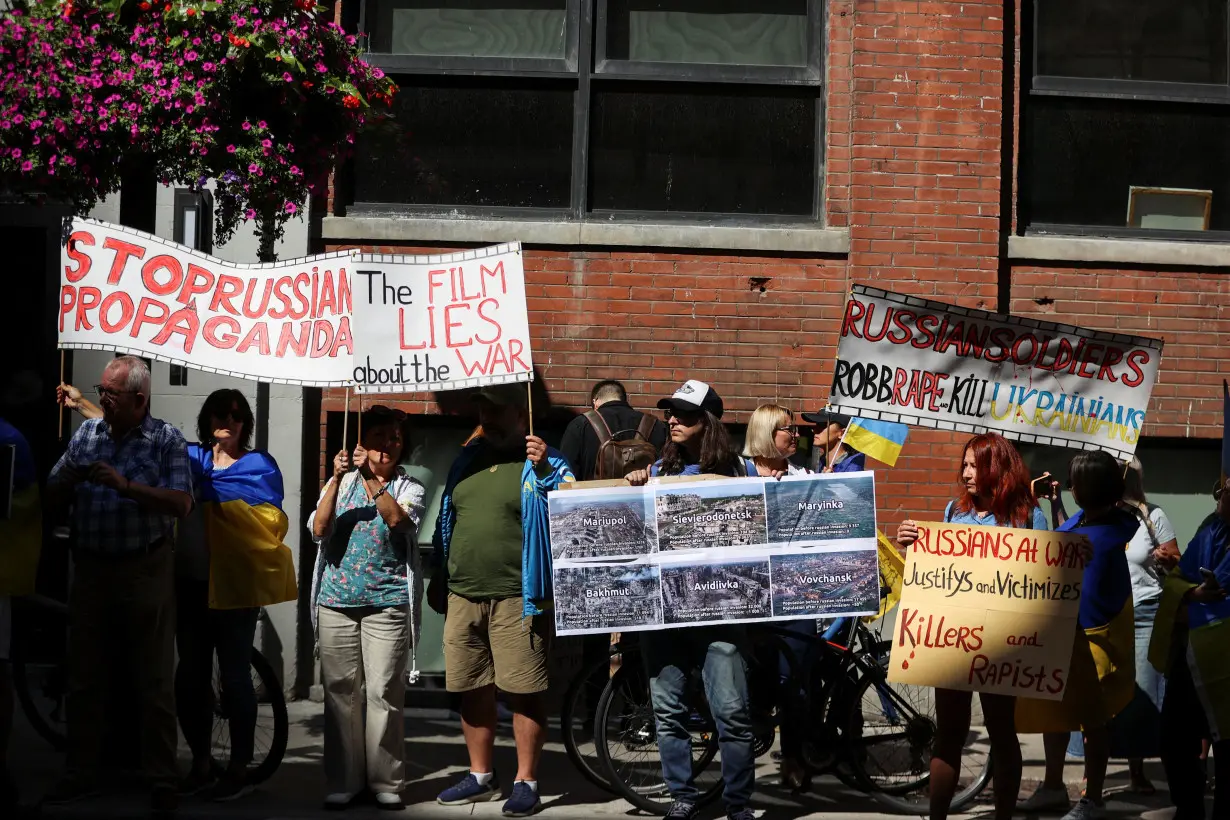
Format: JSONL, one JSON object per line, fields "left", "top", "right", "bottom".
{"left": 436, "top": 773, "right": 500, "bottom": 806}
{"left": 501, "top": 781, "right": 541, "bottom": 817}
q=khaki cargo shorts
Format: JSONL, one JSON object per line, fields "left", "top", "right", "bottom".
{"left": 443, "top": 593, "right": 553, "bottom": 694}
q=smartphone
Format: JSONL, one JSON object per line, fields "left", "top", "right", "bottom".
{"left": 1200, "top": 567, "right": 1222, "bottom": 589}
{"left": 1030, "top": 473, "right": 1055, "bottom": 498}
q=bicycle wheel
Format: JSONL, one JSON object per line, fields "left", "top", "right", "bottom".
{"left": 10, "top": 605, "right": 68, "bottom": 751}
{"left": 560, "top": 651, "right": 620, "bottom": 794}
{"left": 843, "top": 666, "right": 992, "bottom": 814}
{"left": 11, "top": 648, "right": 67, "bottom": 751}
{"left": 594, "top": 661, "right": 723, "bottom": 815}
{"left": 210, "top": 649, "right": 288, "bottom": 785}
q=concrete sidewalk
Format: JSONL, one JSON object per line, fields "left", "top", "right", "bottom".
{"left": 11, "top": 700, "right": 1195, "bottom": 819}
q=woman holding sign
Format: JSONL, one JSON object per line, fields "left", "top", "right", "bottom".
{"left": 1017, "top": 452, "right": 1137, "bottom": 820}
{"left": 308, "top": 405, "right": 427, "bottom": 810}
{"left": 625, "top": 380, "right": 760, "bottom": 820}
{"left": 896, "top": 432, "right": 1046, "bottom": 820}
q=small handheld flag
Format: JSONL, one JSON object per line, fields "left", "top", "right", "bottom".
{"left": 842, "top": 418, "right": 909, "bottom": 467}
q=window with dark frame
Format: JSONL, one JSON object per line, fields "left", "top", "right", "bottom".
{"left": 349, "top": 0, "right": 826, "bottom": 222}
{"left": 1022, "top": 0, "right": 1230, "bottom": 239}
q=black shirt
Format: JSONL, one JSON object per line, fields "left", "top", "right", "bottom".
{"left": 559, "top": 400, "right": 669, "bottom": 480}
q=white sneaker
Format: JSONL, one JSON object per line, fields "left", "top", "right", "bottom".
{"left": 1019, "top": 785, "right": 1071, "bottom": 813}
{"left": 1060, "top": 798, "right": 1106, "bottom": 820}
{"left": 375, "top": 792, "right": 404, "bottom": 810}
{"left": 324, "top": 792, "right": 356, "bottom": 810}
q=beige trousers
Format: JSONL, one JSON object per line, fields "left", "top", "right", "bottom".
{"left": 318, "top": 604, "right": 409, "bottom": 795}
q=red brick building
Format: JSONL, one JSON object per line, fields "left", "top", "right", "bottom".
{"left": 320, "top": 0, "right": 1226, "bottom": 557}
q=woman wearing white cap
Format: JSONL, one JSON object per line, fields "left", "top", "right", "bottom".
{"left": 626, "top": 380, "right": 758, "bottom": 820}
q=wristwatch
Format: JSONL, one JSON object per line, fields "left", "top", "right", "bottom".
{"left": 371, "top": 482, "right": 389, "bottom": 501}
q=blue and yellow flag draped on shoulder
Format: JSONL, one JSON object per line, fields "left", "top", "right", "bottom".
{"left": 1148, "top": 385, "right": 1230, "bottom": 740}
{"left": 1017, "top": 508, "right": 1137, "bottom": 733}
{"left": 189, "top": 444, "right": 298, "bottom": 610}
{"left": 0, "top": 418, "right": 41, "bottom": 597}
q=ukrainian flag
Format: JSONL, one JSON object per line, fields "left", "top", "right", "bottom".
{"left": 1149, "top": 516, "right": 1230, "bottom": 740}
{"left": 865, "top": 529, "right": 904, "bottom": 623}
{"left": 842, "top": 418, "right": 909, "bottom": 467}
{"left": 189, "top": 445, "right": 298, "bottom": 610}
{"left": 0, "top": 483, "right": 41, "bottom": 596}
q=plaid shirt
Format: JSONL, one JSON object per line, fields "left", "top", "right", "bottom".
{"left": 50, "top": 414, "right": 193, "bottom": 554}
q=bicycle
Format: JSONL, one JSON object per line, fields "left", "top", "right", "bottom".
{"left": 589, "top": 618, "right": 992, "bottom": 815}
{"left": 11, "top": 594, "right": 290, "bottom": 786}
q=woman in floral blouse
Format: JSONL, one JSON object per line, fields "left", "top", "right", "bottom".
{"left": 308, "top": 405, "right": 426, "bottom": 810}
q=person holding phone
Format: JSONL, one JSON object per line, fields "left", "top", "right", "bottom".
{"left": 1149, "top": 478, "right": 1230, "bottom": 820}
{"left": 1016, "top": 452, "right": 1137, "bottom": 820}
{"left": 896, "top": 432, "right": 1046, "bottom": 820}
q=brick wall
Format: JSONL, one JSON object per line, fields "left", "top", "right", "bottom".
{"left": 841, "top": 0, "right": 1007, "bottom": 523}
{"left": 318, "top": 2, "right": 1230, "bottom": 535}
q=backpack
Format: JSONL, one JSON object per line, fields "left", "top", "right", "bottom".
{"left": 584, "top": 410, "right": 659, "bottom": 480}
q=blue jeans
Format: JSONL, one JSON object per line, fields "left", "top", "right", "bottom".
{"left": 175, "top": 578, "right": 260, "bottom": 767}
{"left": 643, "top": 627, "right": 754, "bottom": 809}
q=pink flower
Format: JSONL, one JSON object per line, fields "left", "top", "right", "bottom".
{"left": 242, "top": 121, "right": 251, "bottom": 130}
{"left": 20, "top": 160, "right": 31, "bottom": 171}
{"left": 226, "top": 144, "right": 236, "bottom": 153}
{"left": 248, "top": 163, "right": 258, "bottom": 172}
{"left": 261, "top": 138, "right": 271, "bottom": 147}
{"left": 244, "top": 208, "right": 255, "bottom": 219}
{"left": 284, "top": 201, "right": 296, "bottom": 214}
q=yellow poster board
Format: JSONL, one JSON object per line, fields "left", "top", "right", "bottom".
{"left": 887, "top": 521, "right": 1088, "bottom": 701}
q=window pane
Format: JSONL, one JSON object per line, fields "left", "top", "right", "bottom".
{"left": 606, "top": 0, "right": 808, "bottom": 67}
{"left": 1023, "top": 96, "right": 1230, "bottom": 231}
{"left": 589, "top": 84, "right": 816, "bottom": 214}
{"left": 354, "top": 78, "right": 574, "bottom": 208}
{"left": 1036, "top": 0, "right": 1228, "bottom": 84}
{"left": 366, "top": 0, "right": 568, "bottom": 59}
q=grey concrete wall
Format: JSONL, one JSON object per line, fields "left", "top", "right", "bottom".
{"left": 76, "top": 187, "right": 309, "bottom": 693}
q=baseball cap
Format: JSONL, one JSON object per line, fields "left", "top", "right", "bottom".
{"left": 472, "top": 382, "right": 528, "bottom": 407}
{"left": 656, "top": 379, "right": 724, "bottom": 419}
{"left": 800, "top": 408, "right": 851, "bottom": 428}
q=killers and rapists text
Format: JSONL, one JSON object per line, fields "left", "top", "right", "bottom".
{"left": 895, "top": 524, "right": 1084, "bottom": 696}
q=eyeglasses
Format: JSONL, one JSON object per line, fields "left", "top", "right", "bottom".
{"left": 776, "top": 425, "right": 799, "bottom": 435}
{"left": 1215, "top": 484, "right": 1226, "bottom": 501}
{"left": 211, "top": 408, "right": 243, "bottom": 422}
{"left": 95, "top": 385, "right": 138, "bottom": 400}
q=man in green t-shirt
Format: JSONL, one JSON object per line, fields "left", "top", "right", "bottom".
{"left": 430, "top": 383, "right": 573, "bottom": 817}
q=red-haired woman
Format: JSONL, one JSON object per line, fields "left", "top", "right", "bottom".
{"left": 896, "top": 433, "right": 1047, "bottom": 820}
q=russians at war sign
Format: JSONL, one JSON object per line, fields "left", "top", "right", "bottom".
{"left": 548, "top": 472, "right": 881, "bottom": 636}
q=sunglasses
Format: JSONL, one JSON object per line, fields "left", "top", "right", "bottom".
{"left": 663, "top": 407, "right": 702, "bottom": 424}
{"left": 776, "top": 425, "right": 799, "bottom": 435}
{"left": 211, "top": 408, "right": 244, "bottom": 422}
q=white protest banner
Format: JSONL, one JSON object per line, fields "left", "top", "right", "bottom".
{"left": 58, "top": 219, "right": 354, "bottom": 385}
{"left": 888, "top": 521, "right": 1088, "bottom": 701}
{"left": 549, "top": 472, "right": 881, "bottom": 636}
{"left": 350, "top": 244, "right": 532, "bottom": 393}
{"left": 828, "top": 286, "right": 1164, "bottom": 459}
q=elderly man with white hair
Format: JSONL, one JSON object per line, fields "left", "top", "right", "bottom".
{"left": 45, "top": 355, "right": 193, "bottom": 817}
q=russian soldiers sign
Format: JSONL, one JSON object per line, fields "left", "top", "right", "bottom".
{"left": 888, "top": 522, "right": 1088, "bottom": 701}
{"left": 828, "top": 286, "right": 1163, "bottom": 459}
{"left": 58, "top": 219, "right": 354, "bottom": 385}
{"left": 350, "top": 244, "right": 533, "bottom": 393}
{"left": 548, "top": 472, "right": 881, "bottom": 636}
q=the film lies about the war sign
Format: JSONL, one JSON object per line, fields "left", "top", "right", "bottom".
{"left": 548, "top": 472, "right": 881, "bottom": 636}
{"left": 828, "top": 286, "right": 1164, "bottom": 459}
{"left": 350, "top": 244, "right": 532, "bottom": 394}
